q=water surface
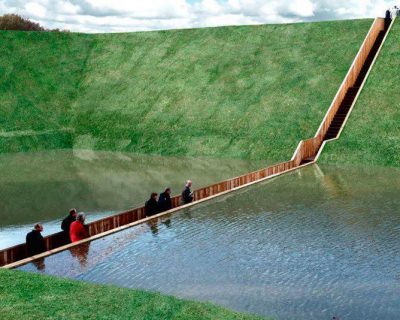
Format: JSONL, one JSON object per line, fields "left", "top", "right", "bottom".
{"left": 19, "top": 164, "right": 400, "bottom": 320}
{"left": 0, "top": 150, "right": 265, "bottom": 248}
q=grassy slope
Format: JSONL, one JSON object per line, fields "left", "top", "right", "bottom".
{"left": 320, "top": 20, "right": 400, "bottom": 167}
{"left": 72, "top": 20, "right": 372, "bottom": 161}
{"left": 0, "top": 269, "right": 266, "bottom": 320}
{"left": 0, "top": 19, "right": 372, "bottom": 160}
{"left": 0, "top": 32, "right": 91, "bottom": 132}
{"left": 0, "top": 32, "right": 91, "bottom": 152}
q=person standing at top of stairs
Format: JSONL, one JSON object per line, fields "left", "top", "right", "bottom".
{"left": 391, "top": 6, "right": 400, "bottom": 17}
{"left": 386, "top": 6, "right": 399, "bottom": 26}
{"left": 385, "top": 9, "right": 392, "bottom": 29}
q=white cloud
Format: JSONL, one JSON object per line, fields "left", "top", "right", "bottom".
{"left": 83, "top": 0, "right": 191, "bottom": 18}
{"left": 24, "top": 1, "right": 47, "bottom": 19}
{"left": 198, "top": 13, "right": 256, "bottom": 28}
{"left": 287, "top": 0, "right": 316, "bottom": 17}
{"left": 194, "top": 0, "right": 225, "bottom": 15}
{"left": 55, "top": 1, "right": 80, "bottom": 15}
{"left": 0, "top": 0, "right": 395, "bottom": 33}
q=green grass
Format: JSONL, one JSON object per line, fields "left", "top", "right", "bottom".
{"left": 0, "top": 269, "right": 267, "bottom": 320}
{"left": 0, "top": 32, "right": 91, "bottom": 132}
{"left": 320, "top": 20, "right": 400, "bottom": 167}
{"left": 0, "top": 19, "right": 373, "bottom": 160}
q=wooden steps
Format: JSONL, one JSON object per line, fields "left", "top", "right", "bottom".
{"left": 323, "top": 30, "right": 386, "bottom": 141}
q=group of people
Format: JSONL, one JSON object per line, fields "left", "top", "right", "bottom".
{"left": 26, "top": 180, "right": 195, "bottom": 257}
{"left": 61, "top": 209, "right": 89, "bottom": 243}
{"left": 145, "top": 180, "right": 194, "bottom": 217}
{"left": 26, "top": 209, "right": 89, "bottom": 257}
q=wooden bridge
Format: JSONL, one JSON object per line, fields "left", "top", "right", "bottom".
{"left": 0, "top": 17, "right": 395, "bottom": 269}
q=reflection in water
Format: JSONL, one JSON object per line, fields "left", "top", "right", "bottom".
{"left": 32, "top": 258, "right": 45, "bottom": 272}
{"left": 148, "top": 220, "right": 159, "bottom": 236}
{"left": 0, "top": 150, "right": 264, "bottom": 248}
{"left": 18, "top": 164, "right": 400, "bottom": 320}
{"left": 147, "top": 217, "right": 172, "bottom": 235}
{"left": 318, "top": 165, "right": 349, "bottom": 199}
{"left": 162, "top": 218, "right": 172, "bottom": 228}
{"left": 69, "top": 242, "right": 91, "bottom": 268}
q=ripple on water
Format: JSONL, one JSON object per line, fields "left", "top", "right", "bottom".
{"left": 19, "top": 164, "right": 400, "bottom": 320}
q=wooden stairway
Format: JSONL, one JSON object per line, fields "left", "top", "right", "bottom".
{"left": 324, "top": 86, "right": 359, "bottom": 140}
{"left": 323, "top": 30, "right": 386, "bottom": 141}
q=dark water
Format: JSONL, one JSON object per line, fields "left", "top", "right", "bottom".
{"left": 0, "top": 150, "right": 265, "bottom": 248}
{"left": 19, "top": 164, "right": 400, "bottom": 320}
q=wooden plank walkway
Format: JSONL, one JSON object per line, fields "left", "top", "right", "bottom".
{"left": 0, "top": 17, "right": 394, "bottom": 269}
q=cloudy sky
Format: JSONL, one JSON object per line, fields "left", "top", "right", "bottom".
{"left": 0, "top": 0, "right": 396, "bottom": 33}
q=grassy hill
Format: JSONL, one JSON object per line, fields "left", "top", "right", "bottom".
{"left": 0, "top": 19, "right": 373, "bottom": 161}
{"left": 320, "top": 19, "right": 400, "bottom": 167}
{"left": 0, "top": 269, "right": 266, "bottom": 320}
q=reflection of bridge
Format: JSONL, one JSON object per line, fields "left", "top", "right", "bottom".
{"left": 1, "top": 17, "right": 395, "bottom": 269}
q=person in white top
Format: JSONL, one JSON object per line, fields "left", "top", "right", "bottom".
{"left": 390, "top": 6, "right": 399, "bottom": 17}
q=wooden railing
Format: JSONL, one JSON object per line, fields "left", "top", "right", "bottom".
{"left": 0, "top": 17, "right": 390, "bottom": 268}
{"left": 291, "top": 17, "right": 386, "bottom": 164}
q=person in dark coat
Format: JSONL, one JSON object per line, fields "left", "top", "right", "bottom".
{"left": 26, "top": 223, "right": 46, "bottom": 256}
{"left": 385, "top": 9, "right": 392, "bottom": 30}
{"left": 158, "top": 188, "right": 172, "bottom": 212}
{"left": 181, "top": 180, "right": 194, "bottom": 204}
{"left": 145, "top": 192, "right": 159, "bottom": 217}
{"left": 61, "top": 208, "right": 77, "bottom": 243}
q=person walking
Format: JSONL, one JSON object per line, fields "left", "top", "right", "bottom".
{"left": 70, "top": 212, "right": 89, "bottom": 243}
{"left": 26, "top": 223, "right": 46, "bottom": 256}
{"left": 385, "top": 8, "right": 392, "bottom": 29}
{"left": 181, "top": 180, "right": 194, "bottom": 204}
{"left": 145, "top": 192, "right": 159, "bottom": 217}
{"left": 61, "top": 208, "right": 77, "bottom": 243}
{"left": 158, "top": 188, "right": 172, "bottom": 212}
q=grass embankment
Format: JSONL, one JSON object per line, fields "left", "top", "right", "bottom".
{"left": 0, "top": 31, "right": 88, "bottom": 152}
{"left": 0, "top": 269, "right": 266, "bottom": 320}
{"left": 0, "top": 19, "right": 372, "bottom": 160}
{"left": 320, "top": 20, "right": 400, "bottom": 167}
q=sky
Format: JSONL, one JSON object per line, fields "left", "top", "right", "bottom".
{"left": 0, "top": 0, "right": 397, "bottom": 33}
